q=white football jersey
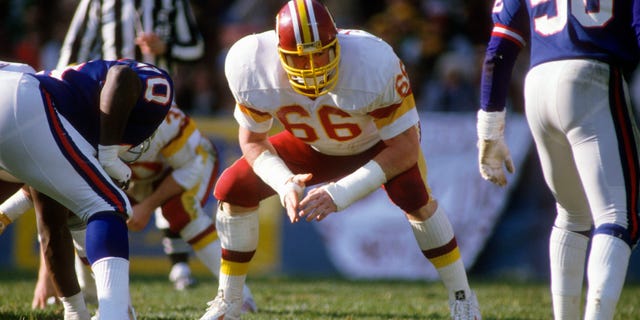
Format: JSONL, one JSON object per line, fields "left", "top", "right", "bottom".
{"left": 127, "top": 106, "right": 215, "bottom": 202}
{"left": 0, "top": 61, "right": 36, "bottom": 74}
{"left": 225, "top": 29, "right": 419, "bottom": 156}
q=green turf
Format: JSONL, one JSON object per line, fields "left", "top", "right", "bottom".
{"left": 1, "top": 269, "right": 640, "bottom": 319}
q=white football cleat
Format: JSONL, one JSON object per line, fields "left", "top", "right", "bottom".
{"left": 200, "top": 290, "right": 242, "bottom": 320}
{"left": 449, "top": 290, "right": 481, "bottom": 320}
{"left": 241, "top": 285, "right": 258, "bottom": 313}
{"left": 169, "top": 262, "right": 196, "bottom": 291}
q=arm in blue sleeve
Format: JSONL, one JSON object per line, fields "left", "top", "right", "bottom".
{"left": 479, "top": 35, "right": 523, "bottom": 112}
{"left": 633, "top": 0, "right": 640, "bottom": 49}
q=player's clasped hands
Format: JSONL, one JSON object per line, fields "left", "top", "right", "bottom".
{"left": 298, "top": 187, "right": 338, "bottom": 222}
{"left": 281, "top": 173, "right": 343, "bottom": 223}
{"left": 281, "top": 173, "right": 312, "bottom": 223}
{"left": 280, "top": 172, "right": 340, "bottom": 223}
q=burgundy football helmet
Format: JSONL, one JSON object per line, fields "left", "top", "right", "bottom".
{"left": 276, "top": 0, "right": 340, "bottom": 97}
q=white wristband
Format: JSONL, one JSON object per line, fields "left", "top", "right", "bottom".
{"left": 0, "top": 189, "right": 33, "bottom": 221}
{"left": 252, "top": 150, "right": 295, "bottom": 202}
{"left": 477, "top": 109, "right": 506, "bottom": 140}
{"left": 323, "top": 160, "right": 387, "bottom": 211}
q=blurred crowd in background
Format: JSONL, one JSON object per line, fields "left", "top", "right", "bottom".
{"left": 0, "top": 0, "right": 532, "bottom": 117}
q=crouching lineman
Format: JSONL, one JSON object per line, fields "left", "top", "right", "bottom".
{"left": 0, "top": 60, "right": 95, "bottom": 318}
{"left": 1, "top": 105, "right": 259, "bottom": 316}
{"left": 199, "top": 1, "right": 481, "bottom": 319}
{"left": 0, "top": 59, "right": 173, "bottom": 319}
{"left": 124, "top": 105, "right": 257, "bottom": 313}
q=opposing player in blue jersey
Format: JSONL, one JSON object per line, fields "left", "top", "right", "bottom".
{"left": 0, "top": 59, "right": 173, "bottom": 319}
{"left": 477, "top": 0, "right": 640, "bottom": 319}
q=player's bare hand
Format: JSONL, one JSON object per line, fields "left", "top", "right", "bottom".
{"left": 136, "top": 33, "right": 167, "bottom": 55}
{"left": 282, "top": 173, "right": 313, "bottom": 223}
{"left": 298, "top": 187, "right": 338, "bottom": 222}
{"left": 32, "top": 274, "right": 57, "bottom": 310}
{"left": 126, "top": 203, "right": 153, "bottom": 231}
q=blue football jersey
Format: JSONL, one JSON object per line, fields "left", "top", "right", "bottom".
{"left": 481, "top": 0, "right": 640, "bottom": 110}
{"left": 493, "top": 0, "right": 639, "bottom": 72}
{"left": 34, "top": 59, "right": 174, "bottom": 146}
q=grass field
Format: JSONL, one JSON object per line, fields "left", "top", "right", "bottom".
{"left": 2, "top": 269, "right": 640, "bottom": 319}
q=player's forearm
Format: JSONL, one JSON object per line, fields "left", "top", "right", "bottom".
{"left": 239, "top": 127, "right": 300, "bottom": 202}
{"left": 480, "top": 35, "right": 523, "bottom": 112}
{"left": 239, "top": 127, "right": 276, "bottom": 166}
{"left": 141, "top": 174, "right": 184, "bottom": 209}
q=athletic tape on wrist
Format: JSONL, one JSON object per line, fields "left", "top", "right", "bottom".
{"left": 98, "top": 144, "right": 120, "bottom": 162}
{"left": 252, "top": 150, "right": 294, "bottom": 201}
{"left": 324, "top": 160, "right": 387, "bottom": 211}
{"left": 0, "top": 189, "right": 32, "bottom": 221}
{"left": 477, "top": 109, "right": 506, "bottom": 140}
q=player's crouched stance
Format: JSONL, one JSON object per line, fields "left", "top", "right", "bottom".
{"left": 199, "top": 1, "right": 481, "bottom": 319}
{"left": 0, "top": 59, "right": 173, "bottom": 319}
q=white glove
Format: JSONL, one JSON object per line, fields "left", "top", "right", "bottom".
{"left": 477, "top": 109, "right": 515, "bottom": 187}
{"left": 98, "top": 144, "right": 132, "bottom": 189}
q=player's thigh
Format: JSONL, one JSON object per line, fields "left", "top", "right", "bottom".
{"left": 525, "top": 62, "right": 591, "bottom": 217}
{"left": 5, "top": 105, "right": 129, "bottom": 220}
{"left": 565, "top": 62, "right": 638, "bottom": 226}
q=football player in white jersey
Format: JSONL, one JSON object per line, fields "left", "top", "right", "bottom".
{"left": 200, "top": 1, "right": 481, "bottom": 319}
{"left": 124, "top": 106, "right": 257, "bottom": 313}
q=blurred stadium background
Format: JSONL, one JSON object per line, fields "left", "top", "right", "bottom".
{"left": 2, "top": 0, "right": 640, "bottom": 282}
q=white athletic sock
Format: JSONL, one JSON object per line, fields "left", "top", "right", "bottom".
{"left": 218, "top": 274, "right": 248, "bottom": 302}
{"left": 549, "top": 227, "right": 589, "bottom": 320}
{"left": 74, "top": 254, "right": 97, "bottom": 304}
{"left": 584, "top": 234, "right": 630, "bottom": 320}
{"left": 92, "top": 257, "right": 130, "bottom": 319}
{"left": 70, "top": 229, "right": 97, "bottom": 304}
{"left": 216, "top": 207, "right": 259, "bottom": 302}
{"left": 60, "top": 291, "right": 91, "bottom": 320}
{"left": 194, "top": 241, "right": 222, "bottom": 278}
{"left": 409, "top": 205, "right": 471, "bottom": 301}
